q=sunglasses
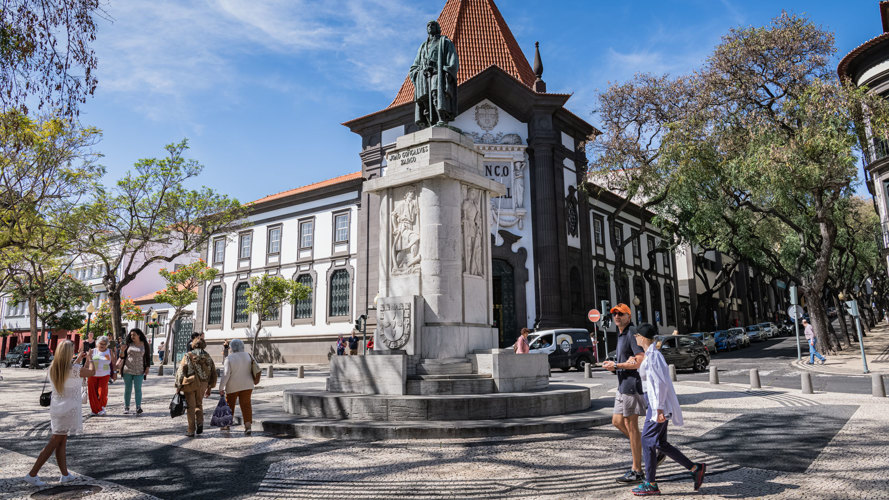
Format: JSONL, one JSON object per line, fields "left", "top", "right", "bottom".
{"left": 613, "top": 312, "right": 627, "bottom": 317}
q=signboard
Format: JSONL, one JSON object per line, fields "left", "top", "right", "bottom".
{"left": 787, "top": 305, "right": 804, "bottom": 320}
{"left": 655, "top": 311, "right": 661, "bottom": 324}
{"left": 588, "top": 309, "right": 601, "bottom": 323}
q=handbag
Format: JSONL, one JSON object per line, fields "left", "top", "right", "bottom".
{"left": 81, "top": 378, "right": 88, "bottom": 404}
{"left": 169, "top": 391, "right": 187, "bottom": 418}
{"left": 115, "top": 347, "right": 127, "bottom": 371}
{"left": 39, "top": 371, "right": 51, "bottom": 407}
{"left": 250, "top": 355, "right": 262, "bottom": 385}
{"left": 210, "top": 396, "right": 233, "bottom": 427}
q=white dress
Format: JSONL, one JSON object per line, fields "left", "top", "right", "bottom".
{"left": 50, "top": 365, "right": 83, "bottom": 435}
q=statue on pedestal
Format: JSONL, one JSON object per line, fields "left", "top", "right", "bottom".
{"left": 409, "top": 20, "right": 459, "bottom": 128}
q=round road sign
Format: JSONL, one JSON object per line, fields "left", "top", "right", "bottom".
{"left": 787, "top": 305, "right": 804, "bottom": 320}
{"left": 588, "top": 309, "right": 601, "bottom": 323}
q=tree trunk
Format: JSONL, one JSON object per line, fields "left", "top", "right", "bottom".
{"left": 831, "top": 295, "right": 851, "bottom": 348}
{"left": 804, "top": 288, "right": 833, "bottom": 355}
{"left": 28, "top": 297, "right": 39, "bottom": 369}
{"left": 252, "top": 315, "right": 262, "bottom": 356}
{"left": 109, "top": 289, "right": 124, "bottom": 345}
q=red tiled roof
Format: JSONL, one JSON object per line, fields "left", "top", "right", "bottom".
{"left": 838, "top": 32, "right": 889, "bottom": 80}
{"left": 248, "top": 172, "right": 362, "bottom": 206}
{"left": 388, "top": 0, "right": 536, "bottom": 108}
{"left": 132, "top": 290, "right": 162, "bottom": 304}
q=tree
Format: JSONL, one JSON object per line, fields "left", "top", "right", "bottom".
{"left": 84, "top": 299, "right": 142, "bottom": 339}
{"left": 660, "top": 14, "right": 889, "bottom": 352}
{"left": 70, "top": 140, "right": 245, "bottom": 342}
{"left": 33, "top": 271, "right": 93, "bottom": 341}
{"left": 154, "top": 260, "right": 218, "bottom": 365}
{"left": 242, "top": 274, "right": 311, "bottom": 356}
{"left": 0, "top": 0, "right": 103, "bottom": 116}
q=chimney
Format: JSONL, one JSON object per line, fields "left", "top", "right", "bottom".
{"left": 882, "top": 1, "right": 889, "bottom": 33}
{"left": 533, "top": 41, "right": 546, "bottom": 93}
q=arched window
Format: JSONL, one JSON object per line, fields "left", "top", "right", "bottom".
{"left": 233, "top": 282, "right": 249, "bottom": 324}
{"left": 650, "top": 280, "right": 661, "bottom": 325}
{"left": 619, "top": 273, "right": 630, "bottom": 305}
{"left": 664, "top": 284, "right": 677, "bottom": 326}
{"left": 633, "top": 276, "right": 647, "bottom": 323}
{"left": 329, "top": 269, "right": 350, "bottom": 317}
{"left": 570, "top": 267, "right": 583, "bottom": 311}
{"left": 594, "top": 267, "right": 610, "bottom": 306}
{"left": 293, "top": 274, "right": 313, "bottom": 319}
{"left": 207, "top": 286, "right": 223, "bottom": 325}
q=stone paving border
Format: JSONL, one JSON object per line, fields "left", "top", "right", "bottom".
{"left": 789, "top": 322, "right": 889, "bottom": 376}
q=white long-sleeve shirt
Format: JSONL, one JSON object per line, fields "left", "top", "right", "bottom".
{"left": 639, "top": 342, "right": 684, "bottom": 426}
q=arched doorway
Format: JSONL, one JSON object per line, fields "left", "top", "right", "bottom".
{"left": 492, "top": 258, "right": 517, "bottom": 347}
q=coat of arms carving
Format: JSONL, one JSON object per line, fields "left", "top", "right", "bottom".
{"left": 474, "top": 103, "right": 499, "bottom": 132}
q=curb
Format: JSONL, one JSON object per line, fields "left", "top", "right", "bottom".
{"left": 789, "top": 359, "right": 884, "bottom": 377}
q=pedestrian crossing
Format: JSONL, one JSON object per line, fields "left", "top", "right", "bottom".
{"left": 743, "top": 390, "right": 820, "bottom": 407}
{"left": 255, "top": 453, "right": 739, "bottom": 498}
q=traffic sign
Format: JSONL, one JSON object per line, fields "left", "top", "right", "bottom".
{"left": 588, "top": 309, "right": 601, "bottom": 323}
{"left": 787, "top": 305, "right": 804, "bottom": 320}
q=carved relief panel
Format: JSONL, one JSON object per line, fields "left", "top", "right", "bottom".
{"left": 390, "top": 187, "right": 420, "bottom": 275}
{"left": 461, "top": 184, "right": 485, "bottom": 276}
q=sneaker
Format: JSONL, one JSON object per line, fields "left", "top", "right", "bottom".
{"left": 819, "top": 359, "right": 826, "bottom": 365}
{"left": 692, "top": 463, "right": 707, "bottom": 491}
{"left": 185, "top": 432, "right": 195, "bottom": 437}
{"left": 23, "top": 475, "right": 47, "bottom": 487}
{"left": 632, "top": 481, "right": 661, "bottom": 496}
{"left": 196, "top": 425, "right": 203, "bottom": 435}
{"left": 136, "top": 407, "right": 143, "bottom": 415}
{"left": 616, "top": 469, "right": 644, "bottom": 483}
{"left": 59, "top": 474, "right": 76, "bottom": 484}
{"left": 123, "top": 408, "right": 130, "bottom": 415}
{"left": 97, "top": 409, "right": 106, "bottom": 416}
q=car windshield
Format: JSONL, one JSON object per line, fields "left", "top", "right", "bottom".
{"left": 747, "top": 326, "right": 759, "bottom": 331}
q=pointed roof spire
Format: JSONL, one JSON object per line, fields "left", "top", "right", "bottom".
{"left": 532, "top": 41, "right": 546, "bottom": 93}
{"left": 388, "top": 0, "right": 537, "bottom": 108}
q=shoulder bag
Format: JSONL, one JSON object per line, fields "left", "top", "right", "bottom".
{"left": 179, "top": 354, "right": 198, "bottom": 392}
{"left": 39, "top": 371, "right": 51, "bottom": 407}
{"left": 169, "top": 391, "right": 186, "bottom": 418}
{"left": 115, "top": 346, "right": 128, "bottom": 371}
{"left": 250, "top": 354, "right": 262, "bottom": 385}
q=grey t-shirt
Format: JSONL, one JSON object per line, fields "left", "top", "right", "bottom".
{"left": 616, "top": 324, "right": 644, "bottom": 395}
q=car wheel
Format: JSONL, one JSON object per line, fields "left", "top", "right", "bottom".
{"left": 693, "top": 356, "right": 707, "bottom": 373}
{"left": 559, "top": 366, "right": 571, "bottom": 372}
{"left": 575, "top": 357, "right": 590, "bottom": 371}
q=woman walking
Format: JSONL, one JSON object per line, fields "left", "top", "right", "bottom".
{"left": 176, "top": 337, "right": 217, "bottom": 437}
{"left": 23, "top": 341, "right": 95, "bottom": 486}
{"left": 513, "top": 328, "right": 531, "bottom": 354}
{"left": 87, "top": 336, "right": 114, "bottom": 416}
{"left": 631, "top": 323, "right": 706, "bottom": 496}
{"left": 219, "top": 339, "right": 255, "bottom": 435}
{"left": 118, "top": 328, "right": 151, "bottom": 414}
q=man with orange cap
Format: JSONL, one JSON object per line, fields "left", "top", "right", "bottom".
{"left": 603, "top": 303, "right": 648, "bottom": 484}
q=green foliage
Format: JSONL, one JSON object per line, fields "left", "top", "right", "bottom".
{"left": 83, "top": 299, "right": 143, "bottom": 339}
{"left": 155, "top": 260, "right": 219, "bottom": 310}
{"left": 243, "top": 274, "right": 311, "bottom": 352}
{"left": 49, "top": 311, "right": 86, "bottom": 332}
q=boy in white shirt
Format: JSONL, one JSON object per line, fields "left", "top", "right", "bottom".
{"left": 632, "top": 323, "right": 707, "bottom": 496}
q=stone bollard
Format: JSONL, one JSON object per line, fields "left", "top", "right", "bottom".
{"left": 801, "top": 372, "right": 813, "bottom": 394}
{"left": 750, "top": 368, "right": 761, "bottom": 389}
{"left": 669, "top": 364, "right": 677, "bottom": 382}
{"left": 267, "top": 365, "right": 274, "bottom": 378}
{"left": 873, "top": 374, "right": 887, "bottom": 398}
{"left": 584, "top": 361, "right": 591, "bottom": 379}
{"left": 709, "top": 365, "right": 719, "bottom": 384}
{"left": 298, "top": 365, "right": 304, "bottom": 379}
{"left": 157, "top": 365, "right": 165, "bottom": 376}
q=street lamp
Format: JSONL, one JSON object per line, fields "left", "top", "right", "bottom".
{"left": 149, "top": 310, "right": 158, "bottom": 366}
{"left": 84, "top": 303, "right": 96, "bottom": 343}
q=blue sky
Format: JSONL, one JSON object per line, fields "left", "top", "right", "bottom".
{"left": 81, "top": 0, "right": 880, "bottom": 202}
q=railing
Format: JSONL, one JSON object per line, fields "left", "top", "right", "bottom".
{"left": 862, "top": 137, "right": 889, "bottom": 168}
{"left": 877, "top": 222, "right": 889, "bottom": 252}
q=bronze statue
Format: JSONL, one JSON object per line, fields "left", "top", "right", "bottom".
{"left": 409, "top": 20, "right": 458, "bottom": 128}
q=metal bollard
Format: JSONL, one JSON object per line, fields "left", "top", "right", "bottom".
{"left": 267, "top": 365, "right": 274, "bottom": 378}
{"left": 873, "top": 374, "right": 887, "bottom": 398}
{"left": 750, "top": 368, "right": 761, "bottom": 389}
{"left": 584, "top": 361, "right": 592, "bottom": 379}
{"left": 298, "top": 365, "right": 304, "bottom": 379}
{"left": 669, "top": 364, "right": 677, "bottom": 382}
{"left": 709, "top": 365, "right": 719, "bottom": 384}
{"left": 801, "top": 372, "right": 813, "bottom": 394}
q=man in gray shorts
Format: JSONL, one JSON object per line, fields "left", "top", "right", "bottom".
{"left": 603, "top": 303, "right": 647, "bottom": 483}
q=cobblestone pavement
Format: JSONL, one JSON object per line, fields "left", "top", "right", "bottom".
{"left": 0, "top": 365, "right": 887, "bottom": 499}
{"left": 792, "top": 322, "right": 889, "bottom": 376}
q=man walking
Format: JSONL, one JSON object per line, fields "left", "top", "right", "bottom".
{"left": 348, "top": 330, "right": 360, "bottom": 356}
{"left": 802, "top": 319, "right": 826, "bottom": 365}
{"left": 602, "top": 303, "right": 647, "bottom": 483}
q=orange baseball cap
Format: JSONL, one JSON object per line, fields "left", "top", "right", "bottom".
{"left": 610, "top": 303, "right": 632, "bottom": 315}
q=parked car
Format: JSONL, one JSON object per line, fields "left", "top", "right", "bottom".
{"left": 656, "top": 335, "right": 711, "bottom": 372}
{"left": 746, "top": 325, "right": 766, "bottom": 341}
{"left": 688, "top": 332, "right": 717, "bottom": 353}
{"left": 713, "top": 330, "right": 737, "bottom": 351}
{"left": 728, "top": 327, "right": 750, "bottom": 348}
{"left": 528, "top": 328, "right": 597, "bottom": 371}
{"left": 3, "top": 343, "right": 52, "bottom": 368}
{"left": 759, "top": 322, "right": 780, "bottom": 338}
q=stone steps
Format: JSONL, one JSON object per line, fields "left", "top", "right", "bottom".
{"left": 406, "top": 376, "right": 495, "bottom": 395}
{"left": 283, "top": 385, "right": 590, "bottom": 421}
{"left": 415, "top": 358, "right": 474, "bottom": 375}
{"left": 262, "top": 404, "right": 612, "bottom": 440}
{"left": 408, "top": 373, "right": 492, "bottom": 380}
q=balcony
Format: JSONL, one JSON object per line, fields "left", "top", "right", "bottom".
{"left": 862, "top": 137, "right": 889, "bottom": 169}
{"left": 878, "top": 222, "right": 889, "bottom": 256}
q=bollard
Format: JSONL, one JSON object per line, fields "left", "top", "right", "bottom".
{"left": 584, "top": 361, "right": 591, "bottom": 379}
{"left": 873, "top": 374, "right": 887, "bottom": 398}
{"left": 709, "top": 365, "right": 719, "bottom": 384}
{"left": 157, "top": 365, "right": 165, "bottom": 376}
{"left": 669, "top": 364, "right": 677, "bottom": 382}
{"left": 750, "top": 368, "right": 761, "bottom": 389}
{"left": 267, "top": 365, "right": 274, "bottom": 378}
{"left": 298, "top": 365, "right": 304, "bottom": 379}
{"left": 801, "top": 372, "right": 813, "bottom": 394}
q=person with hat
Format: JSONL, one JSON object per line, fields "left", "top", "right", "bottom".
{"left": 602, "top": 303, "right": 647, "bottom": 484}
{"left": 630, "top": 323, "right": 706, "bottom": 496}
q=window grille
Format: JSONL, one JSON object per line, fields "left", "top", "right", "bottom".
{"left": 294, "top": 274, "right": 313, "bottom": 319}
{"left": 329, "top": 269, "right": 350, "bottom": 317}
{"left": 239, "top": 234, "right": 252, "bottom": 259}
{"left": 234, "top": 283, "right": 249, "bottom": 323}
{"left": 208, "top": 286, "right": 223, "bottom": 324}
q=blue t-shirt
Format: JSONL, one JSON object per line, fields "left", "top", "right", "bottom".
{"left": 348, "top": 336, "right": 360, "bottom": 349}
{"left": 616, "top": 323, "right": 644, "bottom": 395}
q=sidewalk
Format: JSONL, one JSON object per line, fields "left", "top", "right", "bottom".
{"left": 792, "top": 321, "right": 889, "bottom": 375}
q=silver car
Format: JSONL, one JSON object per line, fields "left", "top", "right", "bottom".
{"left": 728, "top": 327, "right": 750, "bottom": 347}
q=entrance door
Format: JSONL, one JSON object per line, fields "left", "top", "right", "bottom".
{"left": 171, "top": 317, "right": 194, "bottom": 364}
{"left": 492, "top": 259, "right": 516, "bottom": 347}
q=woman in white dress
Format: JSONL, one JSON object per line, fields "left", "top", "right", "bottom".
{"left": 23, "top": 341, "right": 95, "bottom": 487}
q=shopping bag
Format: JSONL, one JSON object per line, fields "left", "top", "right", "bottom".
{"left": 169, "top": 391, "right": 187, "bottom": 418}
{"left": 210, "top": 396, "right": 233, "bottom": 427}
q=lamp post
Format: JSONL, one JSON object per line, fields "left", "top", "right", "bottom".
{"left": 633, "top": 296, "right": 641, "bottom": 323}
{"left": 149, "top": 310, "right": 158, "bottom": 366}
{"left": 84, "top": 303, "right": 96, "bottom": 343}
{"left": 790, "top": 285, "right": 801, "bottom": 360}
